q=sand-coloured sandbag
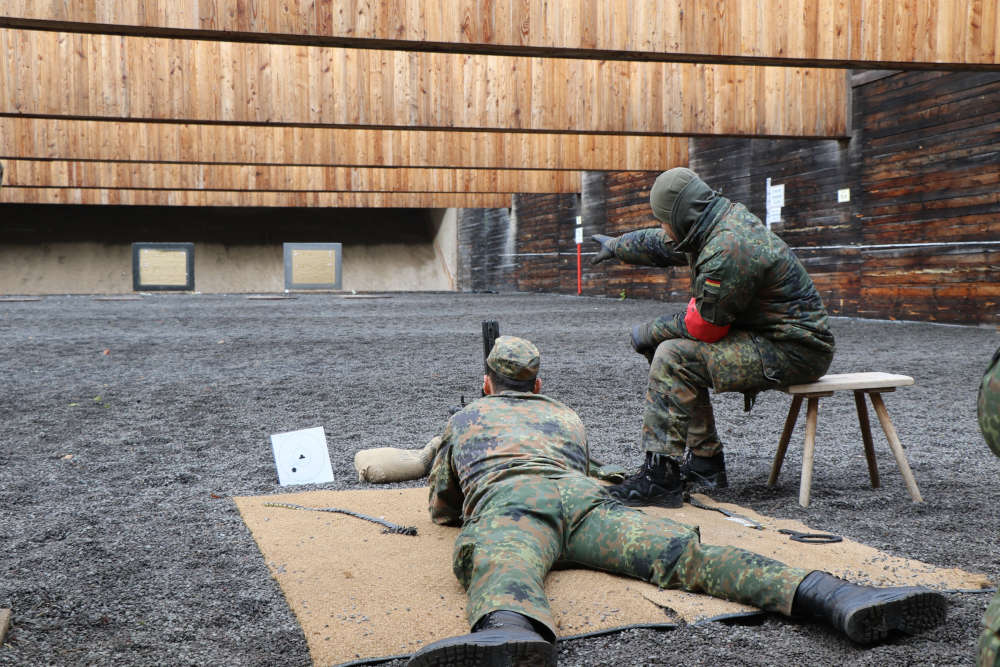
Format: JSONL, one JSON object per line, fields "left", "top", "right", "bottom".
{"left": 354, "top": 436, "right": 443, "bottom": 483}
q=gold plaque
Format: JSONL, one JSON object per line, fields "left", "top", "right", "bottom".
{"left": 291, "top": 249, "right": 336, "bottom": 284}
{"left": 138, "top": 248, "right": 190, "bottom": 286}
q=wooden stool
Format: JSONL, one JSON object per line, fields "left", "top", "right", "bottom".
{"left": 768, "top": 372, "right": 924, "bottom": 507}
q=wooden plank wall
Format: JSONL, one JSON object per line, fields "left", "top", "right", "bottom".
{"left": 482, "top": 71, "right": 1000, "bottom": 325}
{"left": 5, "top": 1, "right": 1000, "bottom": 69}
{"left": 0, "top": 117, "right": 687, "bottom": 172}
{"left": 856, "top": 70, "right": 1000, "bottom": 323}
{"left": 456, "top": 208, "right": 518, "bottom": 292}
{"left": 587, "top": 171, "right": 691, "bottom": 301}
{"left": 0, "top": 29, "right": 848, "bottom": 137}
{"left": 1, "top": 160, "right": 581, "bottom": 194}
{"left": 1, "top": 188, "right": 511, "bottom": 208}
{"left": 513, "top": 193, "right": 580, "bottom": 294}
{"left": 689, "top": 135, "right": 863, "bottom": 317}
{"left": 487, "top": 171, "right": 691, "bottom": 299}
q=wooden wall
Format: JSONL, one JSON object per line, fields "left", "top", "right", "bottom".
{"left": 5, "top": 1, "right": 999, "bottom": 69}
{"left": 0, "top": 117, "right": 686, "bottom": 173}
{"left": 514, "top": 193, "right": 580, "bottom": 294}
{"left": 0, "top": 17, "right": 856, "bottom": 211}
{"left": 457, "top": 207, "right": 518, "bottom": 292}
{"left": 0, "top": 28, "right": 848, "bottom": 137}
{"left": 854, "top": 70, "right": 1000, "bottom": 323}
{"left": 1, "top": 160, "right": 581, "bottom": 194}
{"left": 1, "top": 188, "right": 511, "bottom": 208}
{"left": 472, "top": 71, "right": 1000, "bottom": 325}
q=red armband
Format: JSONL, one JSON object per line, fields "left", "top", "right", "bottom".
{"left": 684, "top": 297, "right": 730, "bottom": 343}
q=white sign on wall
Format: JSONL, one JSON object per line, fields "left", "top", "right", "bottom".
{"left": 765, "top": 178, "right": 784, "bottom": 227}
{"left": 769, "top": 183, "right": 785, "bottom": 207}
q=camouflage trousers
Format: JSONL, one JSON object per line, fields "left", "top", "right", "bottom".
{"left": 642, "top": 330, "right": 832, "bottom": 457}
{"left": 978, "top": 345, "right": 1000, "bottom": 458}
{"left": 452, "top": 474, "right": 809, "bottom": 637}
{"left": 980, "top": 591, "right": 1000, "bottom": 667}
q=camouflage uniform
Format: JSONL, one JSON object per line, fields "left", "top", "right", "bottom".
{"left": 978, "top": 346, "right": 1000, "bottom": 666}
{"left": 978, "top": 345, "right": 1000, "bottom": 458}
{"left": 428, "top": 390, "right": 810, "bottom": 637}
{"left": 614, "top": 194, "right": 835, "bottom": 458}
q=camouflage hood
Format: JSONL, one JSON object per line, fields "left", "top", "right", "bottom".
{"left": 649, "top": 167, "right": 724, "bottom": 252}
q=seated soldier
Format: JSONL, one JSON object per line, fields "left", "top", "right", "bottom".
{"left": 977, "top": 345, "right": 1000, "bottom": 667}
{"left": 590, "top": 167, "right": 835, "bottom": 506}
{"left": 407, "top": 336, "right": 946, "bottom": 667}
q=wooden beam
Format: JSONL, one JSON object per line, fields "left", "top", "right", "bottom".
{"left": 1, "top": 1, "right": 998, "bottom": 70}
{"left": 0, "top": 28, "right": 848, "bottom": 137}
{"left": 0, "top": 188, "right": 513, "bottom": 208}
{"left": 0, "top": 118, "right": 688, "bottom": 171}
{"left": 0, "top": 160, "right": 582, "bottom": 194}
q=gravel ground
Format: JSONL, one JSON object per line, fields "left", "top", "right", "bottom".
{"left": 0, "top": 292, "right": 997, "bottom": 666}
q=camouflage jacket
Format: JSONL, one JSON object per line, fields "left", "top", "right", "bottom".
{"left": 979, "top": 345, "right": 1000, "bottom": 458}
{"left": 615, "top": 198, "right": 834, "bottom": 354}
{"left": 427, "top": 391, "right": 588, "bottom": 526}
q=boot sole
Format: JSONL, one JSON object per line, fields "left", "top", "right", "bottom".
{"left": 407, "top": 636, "right": 555, "bottom": 667}
{"left": 842, "top": 590, "right": 948, "bottom": 644}
{"left": 683, "top": 471, "right": 728, "bottom": 489}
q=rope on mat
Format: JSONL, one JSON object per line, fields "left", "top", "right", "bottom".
{"left": 263, "top": 501, "right": 418, "bottom": 536}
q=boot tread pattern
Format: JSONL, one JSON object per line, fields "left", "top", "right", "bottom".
{"left": 844, "top": 590, "right": 948, "bottom": 644}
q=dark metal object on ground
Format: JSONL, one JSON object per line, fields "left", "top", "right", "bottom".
{"left": 481, "top": 319, "right": 501, "bottom": 396}
{"left": 684, "top": 495, "right": 763, "bottom": 530}
{"left": 263, "top": 502, "right": 418, "bottom": 536}
{"left": 779, "top": 528, "right": 843, "bottom": 544}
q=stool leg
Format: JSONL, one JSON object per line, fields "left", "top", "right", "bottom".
{"left": 769, "top": 395, "right": 803, "bottom": 486}
{"left": 799, "top": 397, "right": 820, "bottom": 508}
{"left": 869, "top": 392, "right": 923, "bottom": 503}
{"left": 853, "top": 390, "right": 880, "bottom": 488}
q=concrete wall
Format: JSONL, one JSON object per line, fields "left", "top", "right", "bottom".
{"left": 0, "top": 205, "right": 459, "bottom": 294}
{"left": 430, "top": 208, "right": 458, "bottom": 291}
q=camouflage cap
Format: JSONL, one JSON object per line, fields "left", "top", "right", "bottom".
{"left": 486, "top": 335, "right": 540, "bottom": 382}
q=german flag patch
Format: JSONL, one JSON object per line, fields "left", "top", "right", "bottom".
{"left": 704, "top": 277, "right": 722, "bottom": 289}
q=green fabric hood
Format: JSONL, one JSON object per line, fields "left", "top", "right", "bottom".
{"left": 649, "top": 168, "right": 720, "bottom": 252}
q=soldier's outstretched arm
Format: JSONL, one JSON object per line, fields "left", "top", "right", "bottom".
{"left": 591, "top": 229, "right": 687, "bottom": 267}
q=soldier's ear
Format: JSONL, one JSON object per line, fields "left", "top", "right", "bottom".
{"left": 483, "top": 374, "right": 493, "bottom": 395}
{"left": 532, "top": 378, "right": 542, "bottom": 394}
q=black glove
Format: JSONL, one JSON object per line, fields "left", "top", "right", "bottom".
{"left": 631, "top": 322, "right": 658, "bottom": 352}
{"left": 590, "top": 234, "right": 618, "bottom": 265}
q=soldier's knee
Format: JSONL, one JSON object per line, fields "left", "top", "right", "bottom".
{"left": 651, "top": 338, "right": 690, "bottom": 371}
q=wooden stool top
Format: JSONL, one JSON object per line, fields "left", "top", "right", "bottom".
{"left": 783, "top": 372, "right": 914, "bottom": 395}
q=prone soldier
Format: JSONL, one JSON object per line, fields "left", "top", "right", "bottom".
{"left": 408, "top": 336, "right": 945, "bottom": 666}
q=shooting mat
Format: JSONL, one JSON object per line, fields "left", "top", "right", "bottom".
{"left": 234, "top": 489, "right": 993, "bottom": 667}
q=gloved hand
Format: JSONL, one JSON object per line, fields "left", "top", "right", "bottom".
{"left": 630, "top": 322, "right": 659, "bottom": 364}
{"left": 590, "top": 234, "right": 618, "bottom": 265}
{"left": 631, "top": 322, "right": 656, "bottom": 352}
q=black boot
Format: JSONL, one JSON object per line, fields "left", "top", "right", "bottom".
{"left": 406, "top": 610, "right": 556, "bottom": 667}
{"left": 607, "top": 452, "right": 684, "bottom": 508}
{"left": 680, "top": 450, "right": 728, "bottom": 489}
{"left": 792, "top": 571, "right": 947, "bottom": 644}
